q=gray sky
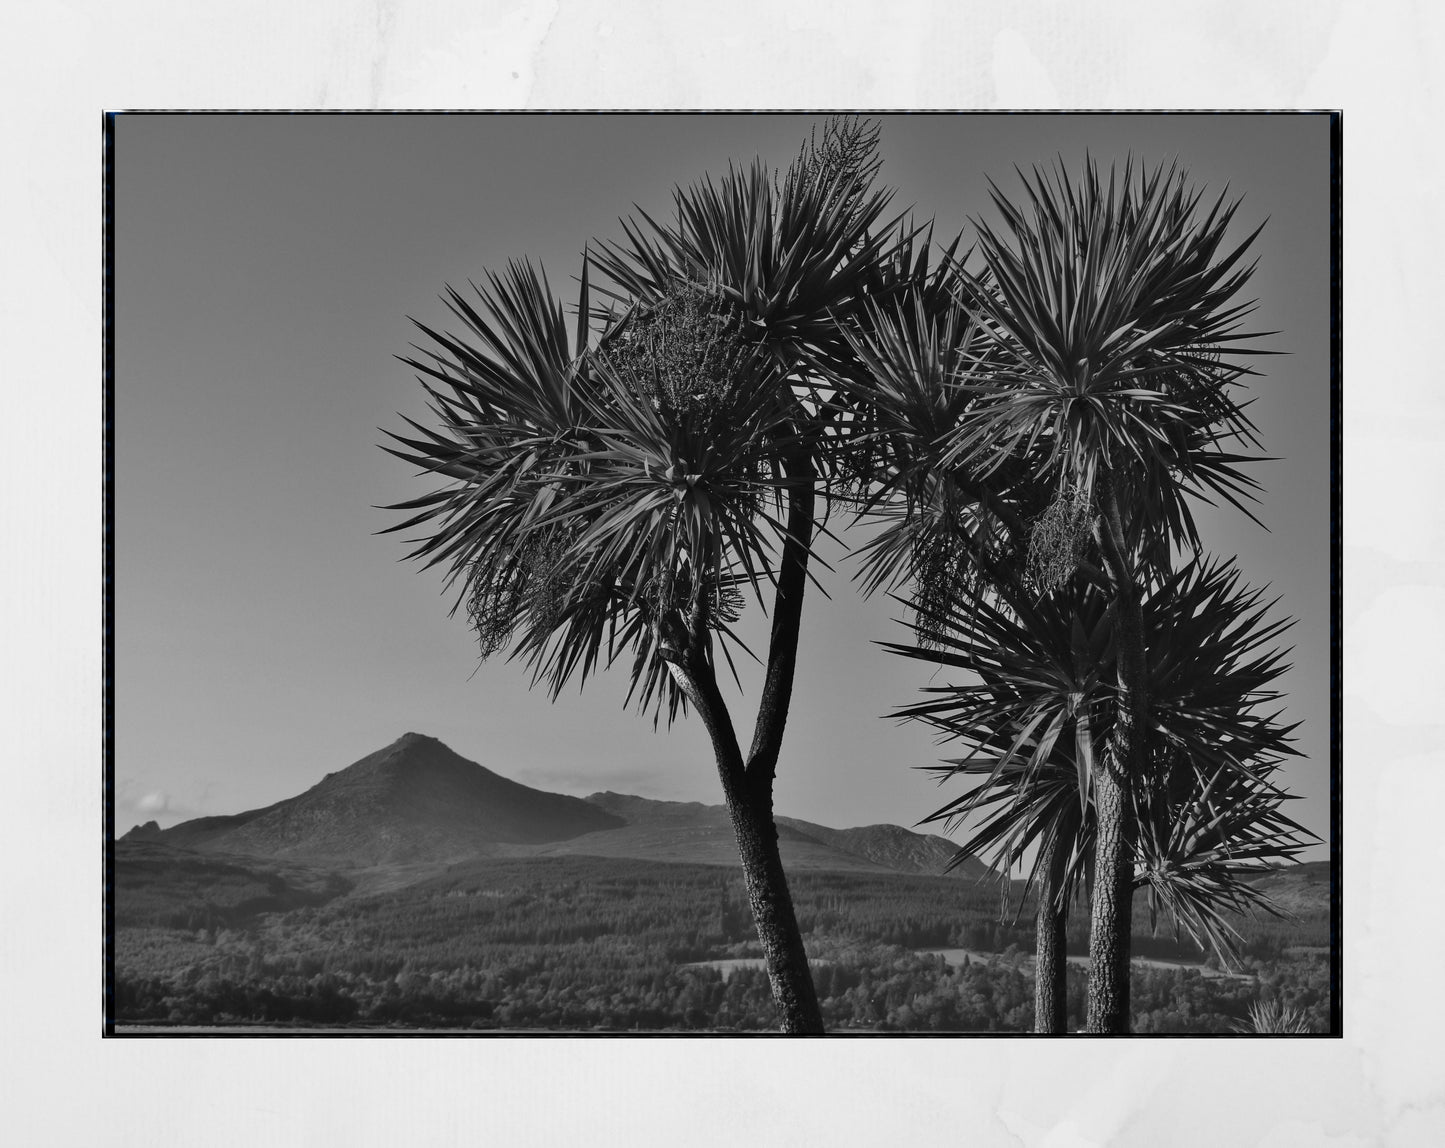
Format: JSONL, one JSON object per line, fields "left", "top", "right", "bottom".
{"left": 116, "top": 112, "right": 1330, "bottom": 856}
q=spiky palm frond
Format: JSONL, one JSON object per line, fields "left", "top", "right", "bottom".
{"left": 920, "top": 752, "right": 1093, "bottom": 920}
{"left": 895, "top": 553, "right": 1310, "bottom": 964}
{"left": 816, "top": 277, "right": 1057, "bottom": 642}
{"left": 890, "top": 572, "right": 1115, "bottom": 817}
{"left": 381, "top": 256, "right": 817, "bottom": 723}
{"left": 586, "top": 144, "right": 904, "bottom": 428}
{"left": 893, "top": 555, "right": 1298, "bottom": 811}
{"left": 381, "top": 258, "right": 596, "bottom": 599}
{"left": 918, "top": 733, "right": 1316, "bottom": 969}
{"left": 521, "top": 340, "right": 806, "bottom": 718}
{"left": 1233, "top": 998, "right": 1313, "bottom": 1034}
{"left": 1141, "top": 558, "right": 1301, "bottom": 779}
{"left": 945, "top": 157, "right": 1274, "bottom": 555}
{"left": 1134, "top": 753, "right": 1316, "bottom": 966}
{"left": 385, "top": 118, "right": 907, "bottom": 724}
{"left": 833, "top": 294, "right": 1012, "bottom": 588}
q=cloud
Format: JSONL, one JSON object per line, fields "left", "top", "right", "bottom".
{"left": 135, "top": 791, "right": 171, "bottom": 814}
{"left": 115, "top": 779, "right": 202, "bottom": 830}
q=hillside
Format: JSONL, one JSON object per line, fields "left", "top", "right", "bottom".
{"left": 559, "top": 792, "right": 988, "bottom": 878}
{"left": 115, "top": 841, "right": 351, "bottom": 930}
{"left": 113, "top": 847, "right": 1333, "bottom": 1033}
{"left": 1244, "top": 860, "right": 1331, "bottom": 917}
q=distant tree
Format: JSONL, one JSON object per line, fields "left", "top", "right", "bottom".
{"left": 382, "top": 118, "right": 902, "bottom": 1033}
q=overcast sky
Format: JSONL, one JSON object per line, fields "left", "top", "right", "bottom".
{"left": 115, "top": 112, "right": 1330, "bottom": 856}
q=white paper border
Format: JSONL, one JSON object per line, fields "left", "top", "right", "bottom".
{"left": 5, "top": 1, "right": 1441, "bottom": 1143}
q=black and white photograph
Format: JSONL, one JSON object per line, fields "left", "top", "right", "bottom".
{"left": 6, "top": 1, "right": 1443, "bottom": 1143}
{"left": 109, "top": 111, "right": 1335, "bottom": 1037}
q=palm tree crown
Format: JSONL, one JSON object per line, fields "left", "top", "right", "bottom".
{"left": 949, "top": 157, "right": 1272, "bottom": 553}
{"left": 383, "top": 137, "right": 903, "bottom": 722}
{"left": 892, "top": 556, "right": 1311, "bottom": 964}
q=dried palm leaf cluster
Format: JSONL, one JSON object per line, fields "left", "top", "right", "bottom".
{"left": 909, "top": 528, "right": 979, "bottom": 651}
{"left": 466, "top": 527, "right": 577, "bottom": 659}
{"left": 599, "top": 280, "right": 752, "bottom": 423}
{"left": 466, "top": 551, "right": 526, "bottom": 660}
{"left": 1025, "top": 484, "right": 1095, "bottom": 595}
{"left": 638, "top": 564, "right": 747, "bottom": 629}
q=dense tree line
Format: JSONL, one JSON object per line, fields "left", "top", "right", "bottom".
{"left": 116, "top": 938, "right": 1328, "bottom": 1034}
{"left": 114, "top": 855, "right": 1327, "bottom": 1031}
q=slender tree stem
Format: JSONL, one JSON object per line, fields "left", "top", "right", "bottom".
{"left": 662, "top": 640, "right": 824, "bottom": 1034}
{"left": 745, "top": 451, "right": 815, "bottom": 784}
{"left": 1085, "top": 469, "right": 1148, "bottom": 1034}
{"left": 1034, "top": 829, "right": 1069, "bottom": 1034}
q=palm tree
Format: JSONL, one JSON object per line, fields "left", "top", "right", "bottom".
{"left": 382, "top": 119, "right": 900, "bottom": 1033}
{"left": 926, "top": 157, "right": 1274, "bottom": 1031}
{"left": 917, "top": 753, "right": 1085, "bottom": 1032}
{"left": 894, "top": 576, "right": 1103, "bottom": 1034}
{"left": 890, "top": 557, "right": 1309, "bottom": 1031}
{"left": 817, "top": 252, "right": 1080, "bottom": 1033}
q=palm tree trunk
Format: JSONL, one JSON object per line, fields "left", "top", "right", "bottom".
{"left": 1085, "top": 759, "right": 1134, "bottom": 1032}
{"left": 720, "top": 771, "right": 824, "bottom": 1033}
{"left": 668, "top": 653, "right": 823, "bottom": 1033}
{"left": 730, "top": 449, "right": 824, "bottom": 1033}
{"left": 1085, "top": 471, "right": 1148, "bottom": 1034}
{"left": 657, "top": 452, "right": 825, "bottom": 1034}
{"left": 1034, "top": 831, "right": 1068, "bottom": 1033}
{"left": 663, "top": 647, "right": 823, "bottom": 1033}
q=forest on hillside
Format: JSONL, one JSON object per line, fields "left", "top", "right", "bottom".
{"left": 114, "top": 854, "right": 1330, "bottom": 1032}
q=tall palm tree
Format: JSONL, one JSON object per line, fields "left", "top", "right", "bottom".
{"left": 382, "top": 119, "right": 901, "bottom": 1033}
{"left": 803, "top": 155, "right": 1283, "bottom": 1034}
{"left": 930, "top": 158, "right": 1274, "bottom": 1031}
{"left": 918, "top": 753, "right": 1085, "bottom": 1032}
{"left": 890, "top": 557, "right": 1309, "bottom": 1031}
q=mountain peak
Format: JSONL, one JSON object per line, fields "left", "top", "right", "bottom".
{"left": 144, "top": 735, "right": 623, "bottom": 865}
{"left": 121, "top": 820, "right": 163, "bottom": 841}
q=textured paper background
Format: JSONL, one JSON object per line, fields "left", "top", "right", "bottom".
{"left": 3, "top": 2, "right": 1439, "bottom": 1144}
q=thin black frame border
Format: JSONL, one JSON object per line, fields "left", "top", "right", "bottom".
{"left": 104, "top": 112, "right": 117, "bottom": 1037}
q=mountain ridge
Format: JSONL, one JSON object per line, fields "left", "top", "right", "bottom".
{"left": 129, "top": 733, "right": 623, "bottom": 866}
{"left": 124, "top": 733, "right": 985, "bottom": 879}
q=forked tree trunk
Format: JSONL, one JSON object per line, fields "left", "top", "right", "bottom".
{"left": 1034, "top": 831, "right": 1069, "bottom": 1034}
{"left": 665, "top": 649, "right": 823, "bottom": 1033}
{"left": 659, "top": 452, "right": 825, "bottom": 1034}
{"left": 670, "top": 649, "right": 824, "bottom": 1034}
